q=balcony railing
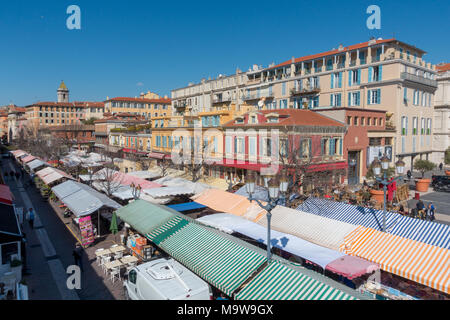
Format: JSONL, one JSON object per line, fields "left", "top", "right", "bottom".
{"left": 243, "top": 92, "right": 274, "bottom": 100}
{"left": 290, "top": 86, "right": 321, "bottom": 96}
{"left": 212, "top": 96, "right": 232, "bottom": 104}
{"left": 175, "top": 102, "right": 187, "bottom": 108}
{"left": 349, "top": 60, "right": 357, "bottom": 67}
{"left": 401, "top": 72, "right": 437, "bottom": 88}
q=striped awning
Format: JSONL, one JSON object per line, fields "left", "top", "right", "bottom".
{"left": 147, "top": 220, "right": 266, "bottom": 297}
{"left": 146, "top": 216, "right": 189, "bottom": 245}
{"left": 341, "top": 226, "right": 450, "bottom": 294}
{"left": 235, "top": 261, "right": 357, "bottom": 300}
{"left": 298, "top": 197, "right": 450, "bottom": 249}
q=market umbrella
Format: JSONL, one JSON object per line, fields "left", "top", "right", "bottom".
{"left": 109, "top": 212, "right": 119, "bottom": 235}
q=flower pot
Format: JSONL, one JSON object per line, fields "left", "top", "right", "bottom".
{"left": 415, "top": 178, "right": 431, "bottom": 192}
{"left": 370, "top": 189, "right": 384, "bottom": 204}
{"left": 446, "top": 170, "right": 450, "bottom": 176}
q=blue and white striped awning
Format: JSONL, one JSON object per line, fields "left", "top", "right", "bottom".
{"left": 297, "top": 197, "right": 450, "bottom": 249}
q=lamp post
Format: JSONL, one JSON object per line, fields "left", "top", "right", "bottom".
{"left": 245, "top": 171, "right": 288, "bottom": 262}
{"left": 225, "top": 174, "right": 237, "bottom": 192}
{"left": 130, "top": 182, "right": 142, "bottom": 200}
{"left": 371, "top": 156, "right": 405, "bottom": 232}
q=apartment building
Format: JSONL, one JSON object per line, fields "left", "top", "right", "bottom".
{"left": 7, "top": 105, "right": 27, "bottom": 143}
{"left": 171, "top": 69, "right": 249, "bottom": 116}
{"left": 25, "top": 82, "right": 104, "bottom": 130}
{"left": 432, "top": 63, "right": 450, "bottom": 164}
{"left": 48, "top": 124, "right": 95, "bottom": 151}
{"left": 104, "top": 91, "right": 171, "bottom": 119}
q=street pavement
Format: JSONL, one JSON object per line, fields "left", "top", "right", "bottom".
{"left": 2, "top": 159, "right": 120, "bottom": 300}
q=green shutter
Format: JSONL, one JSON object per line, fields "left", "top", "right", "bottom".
{"left": 348, "top": 70, "right": 352, "bottom": 86}
{"left": 338, "top": 72, "right": 342, "bottom": 88}
{"left": 330, "top": 74, "right": 334, "bottom": 89}
{"left": 368, "top": 67, "right": 373, "bottom": 83}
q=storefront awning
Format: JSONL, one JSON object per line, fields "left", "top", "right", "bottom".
{"left": 0, "top": 184, "right": 14, "bottom": 205}
{"left": 148, "top": 152, "right": 171, "bottom": 160}
{"left": 341, "top": 226, "right": 450, "bottom": 294}
{"left": 27, "top": 159, "right": 48, "bottom": 171}
{"left": 21, "top": 155, "right": 37, "bottom": 163}
{"left": 214, "top": 160, "right": 270, "bottom": 172}
{"left": 0, "top": 203, "right": 21, "bottom": 239}
{"left": 234, "top": 260, "right": 357, "bottom": 300}
{"left": 167, "top": 202, "right": 207, "bottom": 212}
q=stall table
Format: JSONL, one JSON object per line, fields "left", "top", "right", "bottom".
{"left": 121, "top": 255, "right": 138, "bottom": 265}
{"left": 104, "top": 260, "right": 124, "bottom": 271}
{"left": 110, "top": 245, "right": 126, "bottom": 254}
{"left": 95, "top": 248, "right": 112, "bottom": 257}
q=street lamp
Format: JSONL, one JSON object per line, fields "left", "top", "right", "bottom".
{"left": 130, "top": 182, "right": 142, "bottom": 200}
{"left": 245, "top": 171, "right": 287, "bottom": 262}
{"left": 371, "top": 155, "right": 405, "bottom": 232}
{"left": 225, "top": 174, "right": 237, "bottom": 192}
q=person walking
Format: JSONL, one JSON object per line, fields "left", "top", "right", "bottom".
{"left": 427, "top": 202, "right": 435, "bottom": 221}
{"left": 439, "top": 163, "right": 443, "bottom": 171}
{"left": 416, "top": 200, "right": 425, "bottom": 220}
{"left": 72, "top": 244, "right": 84, "bottom": 272}
{"left": 27, "top": 208, "right": 35, "bottom": 229}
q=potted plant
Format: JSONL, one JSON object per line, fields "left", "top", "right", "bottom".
{"left": 365, "top": 163, "right": 395, "bottom": 204}
{"left": 10, "top": 259, "right": 23, "bottom": 281}
{"left": 413, "top": 159, "right": 436, "bottom": 192}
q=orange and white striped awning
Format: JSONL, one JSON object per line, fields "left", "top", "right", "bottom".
{"left": 340, "top": 226, "right": 450, "bottom": 294}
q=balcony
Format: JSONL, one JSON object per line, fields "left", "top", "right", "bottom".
{"left": 290, "top": 86, "right": 321, "bottom": 96}
{"left": 174, "top": 102, "right": 187, "bottom": 108}
{"left": 401, "top": 72, "right": 437, "bottom": 88}
{"left": 243, "top": 92, "right": 274, "bottom": 101}
{"left": 212, "top": 96, "right": 232, "bottom": 104}
{"left": 349, "top": 60, "right": 357, "bottom": 67}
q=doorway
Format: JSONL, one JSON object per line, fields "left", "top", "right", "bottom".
{"left": 348, "top": 151, "right": 360, "bottom": 185}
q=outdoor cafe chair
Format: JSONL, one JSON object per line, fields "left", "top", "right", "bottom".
{"left": 114, "top": 251, "right": 123, "bottom": 260}
{"left": 102, "top": 256, "right": 111, "bottom": 274}
{"left": 110, "top": 266, "right": 121, "bottom": 284}
{"left": 95, "top": 248, "right": 105, "bottom": 266}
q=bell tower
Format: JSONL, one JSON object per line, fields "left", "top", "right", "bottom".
{"left": 57, "top": 81, "right": 69, "bottom": 103}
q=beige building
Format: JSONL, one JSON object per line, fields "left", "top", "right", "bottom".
{"left": 433, "top": 63, "right": 450, "bottom": 164}
{"left": 104, "top": 91, "right": 171, "bottom": 120}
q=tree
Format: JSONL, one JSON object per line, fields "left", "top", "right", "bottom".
{"left": 414, "top": 159, "right": 436, "bottom": 178}
{"left": 445, "top": 147, "right": 450, "bottom": 165}
{"left": 96, "top": 163, "right": 124, "bottom": 197}
{"left": 178, "top": 140, "right": 209, "bottom": 182}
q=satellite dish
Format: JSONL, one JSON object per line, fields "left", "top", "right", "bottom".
{"left": 258, "top": 100, "right": 264, "bottom": 108}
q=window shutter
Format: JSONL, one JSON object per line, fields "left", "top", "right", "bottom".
{"left": 356, "top": 92, "right": 360, "bottom": 106}
{"left": 348, "top": 70, "right": 352, "bottom": 86}
{"left": 338, "top": 72, "right": 342, "bottom": 88}
{"left": 309, "top": 139, "right": 312, "bottom": 157}
{"left": 330, "top": 74, "right": 334, "bottom": 89}
{"left": 339, "top": 139, "right": 343, "bottom": 155}
{"left": 357, "top": 69, "right": 361, "bottom": 84}
{"left": 337, "top": 94, "right": 341, "bottom": 106}
{"left": 330, "top": 139, "right": 335, "bottom": 155}
{"left": 367, "top": 90, "right": 371, "bottom": 105}
{"left": 321, "top": 139, "right": 325, "bottom": 155}
{"left": 377, "top": 89, "right": 381, "bottom": 104}
{"left": 378, "top": 65, "right": 383, "bottom": 81}
{"left": 330, "top": 94, "right": 333, "bottom": 107}
{"left": 368, "top": 67, "right": 373, "bottom": 83}
{"left": 348, "top": 92, "right": 351, "bottom": 106}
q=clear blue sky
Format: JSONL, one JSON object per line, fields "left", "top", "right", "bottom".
{"left": 0, "top": 0, "right": 448, "bottom": 106}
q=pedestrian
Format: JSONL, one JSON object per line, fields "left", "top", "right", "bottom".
{"left": 27, "top": 208, "right": 35, "bottom": 229}
{"left": 406, "top": 170, "right": 412, "bottom": 180}
{"left": 15, "top": 171, "right": 20, "bottom": 181}
{"left": 4, "top": 171, "right": 8, "bottom": 180}
{"left": 416, "top": 200, "right": 425, "bottom": 220}
{"left": 439, "top": 163, "right": 443, "bottom": 171}
{"left": 10, "top": 170, "right": 15, "bottom": 181}
{"left": 72, "top": 243, "right": 84, "bottom": 272}
{"left": 427, "top": 202, "right": 435, "bottom": 221}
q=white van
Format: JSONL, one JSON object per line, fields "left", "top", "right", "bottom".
{"left": 123, "top": 257, "right": 213, "bottom": 300}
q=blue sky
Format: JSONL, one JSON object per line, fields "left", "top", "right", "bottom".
{"left": 0, "top": 0, "right": 448, "bottom": 106}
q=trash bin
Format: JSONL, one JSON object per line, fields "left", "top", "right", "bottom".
{"left": 414, "top": 192, "right": 420, "bottom": 200}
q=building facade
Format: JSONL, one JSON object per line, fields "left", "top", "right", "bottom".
{"left": 432, "top": 63, "right": 450, "bottom": 164}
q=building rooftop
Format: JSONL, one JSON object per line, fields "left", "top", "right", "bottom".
{"left": 436, "top": 63, "right": 450, "bottom": 73}
{"left": 106, "top": 97, "right": 171, "bottom": 104}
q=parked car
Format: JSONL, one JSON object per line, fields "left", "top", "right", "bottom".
{"left": 431, "top": 175, "right": 450, "bottom": 186}
{"left": 433, "top": 181, "right": 450, "bottom": 193}
{"left": 123, "top": 257, "right": 213, "bottom": 300}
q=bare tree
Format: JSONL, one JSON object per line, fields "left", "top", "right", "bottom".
{"left": 96, "top": 163, "right": 124, "bottom": 197}
{"left": 179, "top": 140, "right": 209, "bottom": 182}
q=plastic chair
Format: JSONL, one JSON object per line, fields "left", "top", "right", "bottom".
{"left": 110, "top": 266, "right": 121, "bottom": 284}
{"left": 95, "top": 248, "right": 105, "bottom": 265}
{"left": 114, "top": 251, "right": 123, "bottom": 260}
{"left": 102, "top": 256, "right": 111, "bottom": 274}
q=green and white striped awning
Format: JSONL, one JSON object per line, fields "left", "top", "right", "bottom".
{"left": 146, "top": 216, "right": 189, "bottom": 245}
{"left": 150, "top": 221, "right": 267, "bottom": 297}
{"left": 235, "top": 261, "right": 357, "bottom": 300}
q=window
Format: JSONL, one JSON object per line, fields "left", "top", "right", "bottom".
{"left": 249, "top": 136, "right": 256, "bottom": 156}
{"left": 330, "top": 93, "right": 341, "bottom": 107}
{"left": 369, "top": 66, "right": 382, "bottom": 82}
{"left": 427, "top": 118, "right": 431, "bottom": 135}
{"left": 421, "top": 118, "right": 425, "bottom": 135}
{"left": 282, "top": 82, "right": 286, "bottom": 96}
{"left": 401, "top": 116, "right": 408, "bottom": 135}
{"left": 368, "top": 89, "right": 381, "bottom": 104}
{"left": 280, "top": 139, "right": 288, "bottom": 157}
{"left": 360, "top": 51, "right": 366, "bottom": 64}
{"left": 354, "top": 117, "right": 358, "bottom": 126}
{"left": 369, "top": 137, "right": 382, "bottom": 146}
{"left": 326, "top": 59, "right": 333, "bottom": 71}
{"left": 404, "top": 88, "right": 408, "bottom": 104}
{"left": 263, "top": 138, "right": 272, "bottom": 157}
{"left": 348, "top": 69, "right": 361, "bottom": 86}
{"left": 347, "top": 116, "right": 352, "bottom": 125}
{"left": 129, "top": 270, "right": 137, "bottom": 284}
{"left": 250, "top": 115, "right": 257, "bottom": 124}
{"left": 348, "top": 91, "right": 360, "bottom": 106}
{"left": 299, "top": 139, "right": 311, "bottom": 158}
{"left": 331, "top": 72, "right": 342, "bottom": 89}
{"left": 367, "top": 117, "right": 371, "bottom": 126}
{"left": 225, "top": 136, "right": 232, "bottom": 154}
{"left": 412, "top": 117, "right": 418, "bottom": 135}
{"left": 2, "top": 242, "right": 19, "bottom": 265}
{"left": 373, "top": 118, "right": 377, "bottom": 126}
{"left": 361, "top": 117, "right": 365, "bottom": 126}
{"left": 321, "top": 138, "right": 329, "bottom": 156}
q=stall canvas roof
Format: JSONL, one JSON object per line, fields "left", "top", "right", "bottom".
{"left": 92, "top": 182, "right": 134, "bottom": 201}
{"left": 0, "top": 184, "right": 14, "bottom": 205}
{"left": 192, "top": 189, "right": 260, "bottom": 216}
{"left": 36, "top": 167, "right": 57, "bottom": 178}
{"left": 167, "top": 202, "right": 207, "bottom": 212}
{"left": 27, "top": 159, "right": 48, "bottom": 171}
{"left": 52, "top": 181, "right": 121, "bottom": 217}
{"left": 257, "top": 206, "right": 359, "bottom": 252}
{"left": 21, "top": 155, "right": 37, "bottom": 163}
{"left": 298, "top": 197, "right": 450, "bottom": 249}
{"left": 12, "top": 150, "right": 27, "bottom": 158}
{"left": 235, "top": 261, "right": 357, "bottom": 300}
{"left": 341, "top": 226, "right": 450, "bottom": 294}
{"left": 143, "top": 186, "right": 195, "bottom": 198}
{"left": 127, "top": 170, "right": 161, "bottom": 180}
{"left": 147, "top": 220, "right": 267, "bottom": 297}
{"left": 115, "top": 200, "right": 176, "bottom": 235}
